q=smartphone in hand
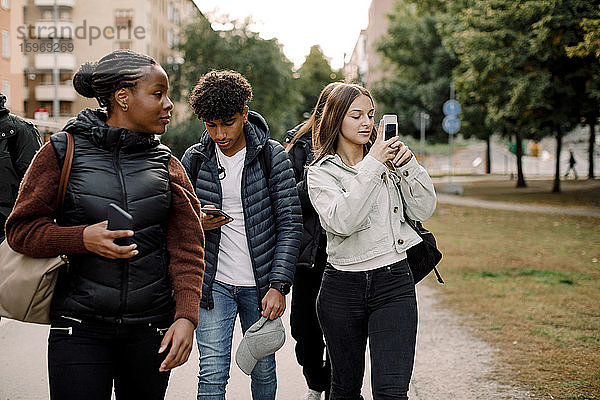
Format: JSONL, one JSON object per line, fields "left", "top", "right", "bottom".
{"left": 201, "top": 207, "right": 234, "bottom": 221}
{"left": 382, "top": 114, "right": 398, "bottom": 141}
{"left": 107, "top": 203, "right": 134, "bottom": 246}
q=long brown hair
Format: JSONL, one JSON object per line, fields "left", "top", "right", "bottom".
{"left": 312, "top": 83, "right": 377, "bottom": 164}
{"left": 286, "top": 82, "right": 342, "bottom": 151}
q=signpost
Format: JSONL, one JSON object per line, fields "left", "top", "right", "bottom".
{"left": 442, "top": 83, "right": 460, "bottom": 186}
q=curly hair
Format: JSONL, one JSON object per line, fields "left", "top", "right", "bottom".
{"left": 189, "top": 70, "right": 253, "bottom": 121}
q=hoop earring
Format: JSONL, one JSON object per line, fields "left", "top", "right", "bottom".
{"left": 121, "top": 103, "right": 128, "bottom": 112}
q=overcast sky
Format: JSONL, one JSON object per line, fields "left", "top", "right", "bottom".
{"left": 193, "top": 0, "right": 372, "bottom": 69}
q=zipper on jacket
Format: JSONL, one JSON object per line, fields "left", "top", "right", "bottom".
{"left": 49, "top": 327, "right": 72, "bottom": 335}
{"left": 61, "top": 315, "right": 82, "bottom": 324}
{"left": 113, "top": 135, "right": 130, "bottom": 323}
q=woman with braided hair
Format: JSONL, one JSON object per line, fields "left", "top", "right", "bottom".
{"left": 5, "top": 49, "right": 205, "bottom": 399}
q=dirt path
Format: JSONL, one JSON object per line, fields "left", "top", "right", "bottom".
{"left": 437, "top": 192, "right": 600, "bottom": 217}
{"left": 409, "top": 284, "right": 530, "bottom": 399}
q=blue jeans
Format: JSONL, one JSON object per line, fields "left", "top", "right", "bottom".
{"left": 317, "top": 259, "right": 417, "bottom": 400}
{"left": 196, "top": 280, "right": 277, "bottom": 400}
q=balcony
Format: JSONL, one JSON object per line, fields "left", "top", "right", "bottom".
{"left": 34, "top": 0, "right": 75, "bottom": 7}
{"left": 35, "top": 84, "right": 76, "bottom": 101}
{"left": 34, "top": 21, "right": 74, "bottom": 39}
{"left": 34, "top": 53, "right": 76, "bottom": 70}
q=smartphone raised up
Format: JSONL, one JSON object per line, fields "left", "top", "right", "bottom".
{"left": 382, "top": 114, "right": 398, "bottom": 141}
{"left": 201, "top": 207, "right": 234, "bottom": 221}
{"left": 107, "top": 203, "right": 134, "bottom": 246}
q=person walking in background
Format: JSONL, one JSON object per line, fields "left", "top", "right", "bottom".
{"left": 564, "top": 149, "right": 578, "bottom": 179}
{"left": 181, "top": 70, "right": 301, "bottom": 400}
{"left": 5, "top": 50, "right": 205, "bottom": 400}
{"left": 0, "top": 93, "right": 41, "bottom": 241}
{"left": 307, "top": 83, "right": 436, "bottom": 399}
{"left": 285, "top": 82, "right": 341, "bottom": 400}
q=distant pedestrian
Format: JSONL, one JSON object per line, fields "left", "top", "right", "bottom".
{"left": 181, "top": 69, "right": 302, "bottom": 400}
{"left": 564, "top": 149, "right": 578, "bottom": 179}
{"left": 285, "top": 82, "right": 341, "bottom": 400}
{"left": 0, "top": 93, "right": 41, "bottom": 241}
{"left": 307, "top": 83, "right": 437, "bottom": 399}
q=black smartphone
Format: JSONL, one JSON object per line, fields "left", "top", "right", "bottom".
{"left": 383, "top": 114, "right": 398, "bottom": 141}
{"left": 107, "top": 203, "right": 134, "bottom": 246}
{"left": 201, "top": 207, "right": 233, "bottom": 221}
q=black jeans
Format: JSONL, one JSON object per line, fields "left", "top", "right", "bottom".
{"left": 290, "top": 246, "right": 331, "bottom": 398}
{"left": 48, "top": 317, "right": 172, "bottom": 400}
{"left": 317, "top": 259, "right": 417, "bottom": 400}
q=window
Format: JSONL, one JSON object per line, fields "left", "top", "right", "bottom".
{"left": 167, "top": 29, "right": 179, "bottom": 49}
{"left": 114, "top": 41, "right": 131, "bottom": 50}
{"left": 167, "top": 3, "right": 173, "bottom": 22}
{"left": 1, "top": 30, "right": 9, "bottom": 59}
{"left": 115, "top": 10, "right": 133, "bottom": 29}
{"left": 41, "top": 9, "right": 52, "bottom": 21}
{"left": 2, "top": 81, "right": 10, "bottom": 107}
{"left": 1, "top": 0, "right": 9, "bottom": 10}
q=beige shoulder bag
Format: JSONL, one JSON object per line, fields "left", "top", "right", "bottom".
{"left": 0, "top": 132, "right": 74, "bottom": 324}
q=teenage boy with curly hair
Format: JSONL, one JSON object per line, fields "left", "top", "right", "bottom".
{"left": 181, "top": 70, "right": 302, "bottom": 400}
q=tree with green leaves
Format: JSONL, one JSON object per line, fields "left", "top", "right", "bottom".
{"left": 452, "top": 0, "right": 597, "bottom": 190}
{"left": 164, "top": 11, "right": 299, "bottom": 153}
{"left": 374, "top": 0, "right": 459, "bottom": 144}
{"left": 294, "top": 45, "right": 341, "bottom": 122}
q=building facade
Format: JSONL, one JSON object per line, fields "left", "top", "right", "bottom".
{"left": 21, "top": 0, "right": 198, "bottom": 127}
{"left": 0, "top": 0, "right": 25, "bottom": 115}
{"left": 343, "top": 0, "right": 394, "bottom": 90}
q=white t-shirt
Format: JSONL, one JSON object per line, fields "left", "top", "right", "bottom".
{"left": 214, "top": 146, "right": 256, "bottom": 286}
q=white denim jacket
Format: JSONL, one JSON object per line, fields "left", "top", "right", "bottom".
{"left": 307, "top": 154, "right": 436, "bottom": 266}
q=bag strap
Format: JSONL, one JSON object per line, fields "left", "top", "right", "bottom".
{"left": 56, "top": 132, "right": 74, "bottom": 215}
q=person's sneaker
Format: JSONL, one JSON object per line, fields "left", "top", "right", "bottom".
{"left": 302, "top": 389, "right": 322, "bottom": 400}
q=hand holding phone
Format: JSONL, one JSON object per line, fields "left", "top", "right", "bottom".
{"left": 200, "top": 206, "right": 233, "bottom": 230}
{"left": 107, "top": 203, "right": 134, "bottom": 246}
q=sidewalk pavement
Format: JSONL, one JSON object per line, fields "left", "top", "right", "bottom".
{"left": 0, "top": 284, "right": 530, "bottom": 399}
{"left": 437, "top": 192, "right": 600, "bottom": 217}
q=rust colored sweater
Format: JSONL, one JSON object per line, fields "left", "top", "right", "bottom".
{"left": 5, "top": 143, "right": 205, "bottom": 326}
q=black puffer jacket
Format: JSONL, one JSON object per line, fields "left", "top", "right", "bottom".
{"left": 50, "top": 109, "right": 174, "bottom": 324}
{"left": 0, "top": 96, "right": 41, "bottom": 223}
{"left": 181, "top": 111, "right": 301, "bottom": 310}
{"left": 285, "top": 125, "right": 326, "bottom": 269}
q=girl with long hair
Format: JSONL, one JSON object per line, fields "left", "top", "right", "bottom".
{"left": 307, "top": 83, "right": 436, "bottom": 399}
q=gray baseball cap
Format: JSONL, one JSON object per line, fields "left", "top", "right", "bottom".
{"left": 235, "top": 316, "right": 285, "bottom": 375}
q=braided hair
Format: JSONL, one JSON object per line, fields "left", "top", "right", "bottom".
{"left": 73, "top": 50, "right": 157, "bottom": 114}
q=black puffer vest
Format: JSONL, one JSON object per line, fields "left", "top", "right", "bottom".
{"left": 49, "top": 109, "right": 174, "bottom": 325}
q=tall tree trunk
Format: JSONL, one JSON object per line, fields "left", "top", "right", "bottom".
{"left": 589, "top": 119, "right": 596, "bottom": 180}
{"left": 515, "top": 131, "right": 526, "bottom": 188}
{"left": 552, "top": 126, "right": 563, "bottom": 193}
{"left": 486, "top": 134, "right": 491, "bottom": 174}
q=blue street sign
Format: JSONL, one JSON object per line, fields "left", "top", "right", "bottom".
{"left": 443, "top": 99, "right": 461, "bottom": 116}
{"left": 442, "top": 116, "right": 460, "bottom": 134}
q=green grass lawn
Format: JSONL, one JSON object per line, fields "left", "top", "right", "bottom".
{"left": 423, "top": 204, "right": 600, "bottom": 399}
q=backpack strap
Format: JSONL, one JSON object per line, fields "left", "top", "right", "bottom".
{"left": 56, "top": 132, "right": 73, "bottom": 215}
{"left": 189, "top": 151, "right": 202, "bottom": 189}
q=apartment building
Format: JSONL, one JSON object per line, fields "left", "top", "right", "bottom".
{"left": 21, "top": 0, "right": 198, "bottom": 127}
{"left": 0, "top": 0, "right": 25, "bottom": 115}
{"left": 343, "top": 0, "right": 394, "bottom": 90}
